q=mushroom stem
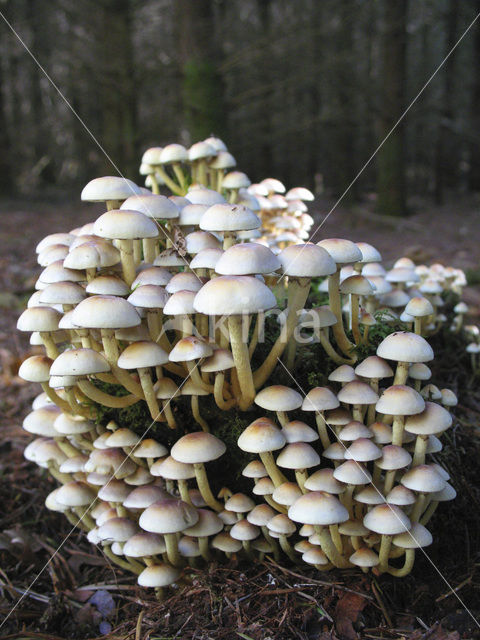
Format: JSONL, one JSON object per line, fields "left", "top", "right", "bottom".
{"left": 191, "top": 396, "right": 209, "bottom": 432}
{"left": 39, "top": 332, "right": 59, "bottom": 359}
{"left": 143, "top": 238, "right": 157, "bottom": 264}
{"left": 248, "top": 313, "right": 262, "bottom": 358}
{"left": 213, "top": 373, "right": 237, "bottom": 410}
{"left": 391, "top": 415, "right": 405, "bottom": 447}
{"left": 102, "top": 545, "right": 143, "bottom": 575}
{"left": 177, "top": 479, "right": 191, "bottom": 504}
{"left": 259, "top": 451, "right": 288, "bottom": 488}
{"left": 378, "top": 534, "right": 392, "bottom": 573}
{"left": 295, "top": 469, "right": 309, "bottom": 493}
{"left": 40, "top": 382, "right": 75, "bottom": 414}
{"left": 172, "top": 163, "right": 187, "bottom": 193}
{"left": 186, "top": 362, "right": 214, "bottom": 393}
{"left": 383, "top": 470, "right": 397, "bottom": 494}
{"left": 198, "top": 537, "right": 211, "bottom": 561}
{"left": 154, "top": 166, "right": 184, "bottom": 195}
{"left": 414, "top": 317, "right": 423, "bottom": 336}
{"left": 228, "top": 314, "right": 256, "bottom": 410}
{"left": 387, "top": 548, "right": 415, "bottom": 577}
{"left": 328, "top": 269, "right": 356, "bottom": 358}
{"left": 138, "top": 368, "right": 162, "bottom": 420}
{"left": 319, "top": 328, "right": 354, "bottom": 365}
{"left": 315, "top": 413, "right": 331, "bottom": 449}
{"left": 412, "top": 434, "right": 429, "bottom": 467}
{"left": 329, "top": 524, "right": 343, "bottom": 553}
{"left": 117, "top": 239, "right": 136, "bottom": 286}
{"left": 101, "top": 330, "right": 145, "bottom": 397}
{"left": 350, "top": 294, "right": 362, "bottom": 345}
{"left": 164, "top": 533, "right": 184, "bottom": 567}
{"left": 162, "top": 400, "right": 177, "bottom": 429}
{"left": 314, "top": 526, "right": 350, "bottom": 568}
{"left": 279, "top": 535, "right": 297, "bottom": 562}
{"left": 420, "top": 500, "right": 438, "bottom": 525}
{"left": 393, "top": 361, "right": 410, "bottom": 386}
{"left": 410, "top": 493, "right": 426, "bottom": 522}
{"left": 193, "top": 463, "right": 224, "bottom": 511}
{"left": 253, "top": 278, "right": 311, "bottom": 389}
{"left": 276, "top": 411, "right": 289, "bottom": 428}
{"left": 77, "top": 380, "right": 140, "bottom": 408}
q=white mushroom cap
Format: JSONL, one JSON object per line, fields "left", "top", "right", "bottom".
{"left": 137, "top": 563, "right": 181, "bottom": 588}
{"left": 194, "top": 275, "right": 276, "bottom": 316}
{"left": 277, "top": 243, "right": 336, "bottom": 277}
{"left": 255, "top": 385, "right": 303, "bottom": 412}
{"left": 50, "top": 348, "right": 110, "bottom": 376}
{"left": 377, "top": 332, "right": 434, "bottom": 363}
{"left": 200, "top": 203, "right": 260, "bottom": 232}
{"left": 288, "top": 491, "right": 349, "bottom": 525}
{"left": 121, "top": 194, "right": 179, "bottom": 219}
{"left": 171, "top": 432, "right": 226, "bottom": 464}
{"left": 317, "top": 238, "right": 362, "bottom": 264}
{"left": 81, "top": 176, "right": 140, "bottom": 202}
{"left": 363, "top": 504, "right": 411, "bottom": 535}
{"left": 72, "top": 295, "right": 140, "bottom": 329}
{"left": 393, "top": 522, "right": 432, "bottom": 549}
{"left": 215, "top": 243, "right": 280, "bottom": 275}
{"left": 118, "top": 341, "right": 169, "bottom": 369}
{"left": 376, "top": 385, "right": 425, "bottom": 416}
{"left": 139, "top": 498, "right": 199, "bottom": 534}
{"left": 237, "top": 418, "right": 286, "bottom": 453}
{"left": 404, "top": 401, "right": 452, "bottom": 435}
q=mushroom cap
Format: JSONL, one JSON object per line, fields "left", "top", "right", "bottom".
{"left": 404, "top": 401, "right": 452, "bottom": 435}
{"left": 128, "top": 284, "right": 169, "bottom": 309}
{"left": 168, "top": 336, "right": 213, "bottom": 363}
{"left": 356, "top": 242, "right": 382, "bottom": 263}
{"left": 337, "top": 381, "right": 379, "bottom": 405}
{"left": 252, "top": 477, "right": 275, "bottom": 496}
{"left": 166, "top": 272, "right": 204, "bottom": 294}
{"left": 123, "top": 485, "right": 170, "bottom": 510}
{"left": 376, "top": 445, "right": 412, "bottom": 470}
{"left": 118, "top": 341, "right": 169, "bottom": 369}
{"left": 340, "top": 274, "right": 374, "bottom": 295}
{"left": 86, "top": 275, "right": 131, "bottom": 296}
{"left": 224, "top": 493, "right": 256, "bottom": 513}
{"left": 185, "top": 231, "right": 222, "bottom": 254}
{"left": 405, "top": 296, "right": 434, "bottom": 317}
{"left": 317, "top": 238, "right": 362, "bottom": 264}
{"left": 385, "top": 485, "right": 416, "bottom": 506}
{"left": 355, "top": 486, "right": 385, "bottom": 505}
{"left": 288, "top": 491, "right": 349, "bottom": 525}
{"left": 221, "top": 171, "right": 251, "bottom": 189}
{"left": 272, "top": 482, "right": 303, "bottom": 505}
{"left": 363, "top": 504, "right": 411, "bottom": 535}
{"left": 19, "top": 355, "right": 53, "bottom": 382}
{"left": 210, "top": 150, "right": 236, "bottom": 169}
{"left": 242, "top": 460, "right": 267, "bottom": 478}
{"left": 333, "top": 460, "right": 372, "bottom": 485}
{"left": 81, "top": 176, "right": 140, "bottom": 202}
{"left": 123, "top": 532, "right": 166, "bottom": 557}
{"left": 247, "top": 504, "right": 277, "bottom": 526}
{"left": 194, "top": 275, "right": 276, "bottom": 315}
{"left": 93, "top": 209, "right": 159, "bottom": 240}
{"left": 215, "top": 242, "right": 280, "bottom": 275}
{"left": 151, "top": 456, "right": 195, "bottom": 480}
{"left": 350, "top": 547, "right": 380, "bottom": 567}
{"left": 139, "top": 498, "right": 199, "bottom": 534}
{"left": 56, "top": 481, "right": 96, "bottom": 507}
{"left": 137, "top": 563, "right": 181, "bottom": 588}
{"left": 54, "top": 413, "right": 95, "bottom": 435}
{"left": 72, "top": 295, "right": 140, "bottom": 329}
{"left": 355, "top": 356, "right": 393, "bottom": 380}
{"left": 105, "top": 428, "right": 140, "bottom": 447}
{"left": 254, "top": 385, "right": 303, "bottom": 412}
{"left": 178, "top": 203, "right": 208, "bottom": 226}
{"left": 408, "top": 363, "right": 432, "bottom": 380}
{"left": 36, "top": 232, "right": 75, "bottom": 254}
{"left": 201, "top": 348, "right": 235, "bottom": 372}
{"left": 281, "top": 420, "right": 319, "bottom": 443}
{"left": 23, "top": 406, "right": 61, "bottom": 437}
{"left": 50, "top": 348, "right": 110, "bottom": 376}
{"left": 277, "top": 243, "right": 336, "bottom": 277}
{"left": 134, "top": 438, "right": 169, "bottom": 458}
{"left": 211, "top": 532, "right": 242, "bottom": 553}
{"left": 190, "top": 248, "right": 224, "bottom": 270}
{"left": 302, "top": 387, "right": 339, "bottom": 411}
{"left": 229, "top": 519, "right": 260, "bottom": 541}
{"left": 17, "top": 306, "right": 61, "bottom": 333}
{"left": 338, "top": 421, "right": 373, "bottom": 441}
{"left": 39, "top": 282, "right": 87, "bottom": 305}
{"left": 121, "top": 194, "right": 179, "bottom": 219}
{"left": 238, "top": 418, "right": 286, "bottom": 453}
{"left": 154, "top": 377, "right": 179, "bottom": 400}
{"left": 376, "top": 385, "right": 425, "bottom": 416}
{"left": 200, "top": 203, "right": 260, "bottom": 232}
{"left": 303, "top": 468, "right": 345, "bottom": 494}
{"left": 344, "top": 438, "right": 382, "bottom": 462}
{"left": 400, "top": 465, "right": 446, "bottom": 493}
{"left": 376, "top": 332, "right": 434, "bottom": 363}
{"left": 171, "top": 432, "right": 226, "bottom": 464}
{"left": 393, "top": 522, "right": 433, "bottom": 549}
{"left": 183, "top": 509, "right": 224, "bottom": 537}
{"left": 328, "top": 365, "right": 357, "bottom": 383}
{"left": 98, "top": 517, "right": 138, "bottom": 542}
{"left": 132, "top": 267, "right": 173, "bottom": 288}
{"left": 276, "top": 442, "right": 320, "bottom": 469}
{"left": 267, "top": 514, "right": 296, "bottom": 536}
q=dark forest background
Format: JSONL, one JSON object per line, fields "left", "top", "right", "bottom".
{"left": 1, "top": 0, "right": 480, "bottom": 216}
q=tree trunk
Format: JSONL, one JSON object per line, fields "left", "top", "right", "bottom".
{"left": 376, "top": 0, "right": 408, "bottom": 216}
{"left": 434, "top": 0, "right": 458, "bottom": 204}
{"left": 469, "top": 0, "right": 480, "bottom": 191}
{"left": 176, "top": 0, "right": 226, "bottom": 142}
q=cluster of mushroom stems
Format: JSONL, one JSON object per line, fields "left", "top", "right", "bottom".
{"left": 16, "top": 137, "right": 465, "bottom": 595}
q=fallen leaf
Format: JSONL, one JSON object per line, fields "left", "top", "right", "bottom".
{"left": 334, "top": 592, "right": 367, "bottom": 640}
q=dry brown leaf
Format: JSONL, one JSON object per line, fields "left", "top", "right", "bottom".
{"left": 334, "top": 592, "right": 367, "bottom": 640}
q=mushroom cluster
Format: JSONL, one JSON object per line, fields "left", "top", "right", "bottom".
{"left": 17, "top": 138, "right": 467, "bottom": 595}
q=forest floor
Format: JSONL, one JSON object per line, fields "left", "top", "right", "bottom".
{"left": 0, "top": 194, "right": 479, "bottom": 640}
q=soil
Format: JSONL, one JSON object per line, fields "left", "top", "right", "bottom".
{"left": 0, "top": 195, "right": 479, "bottom": 640}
